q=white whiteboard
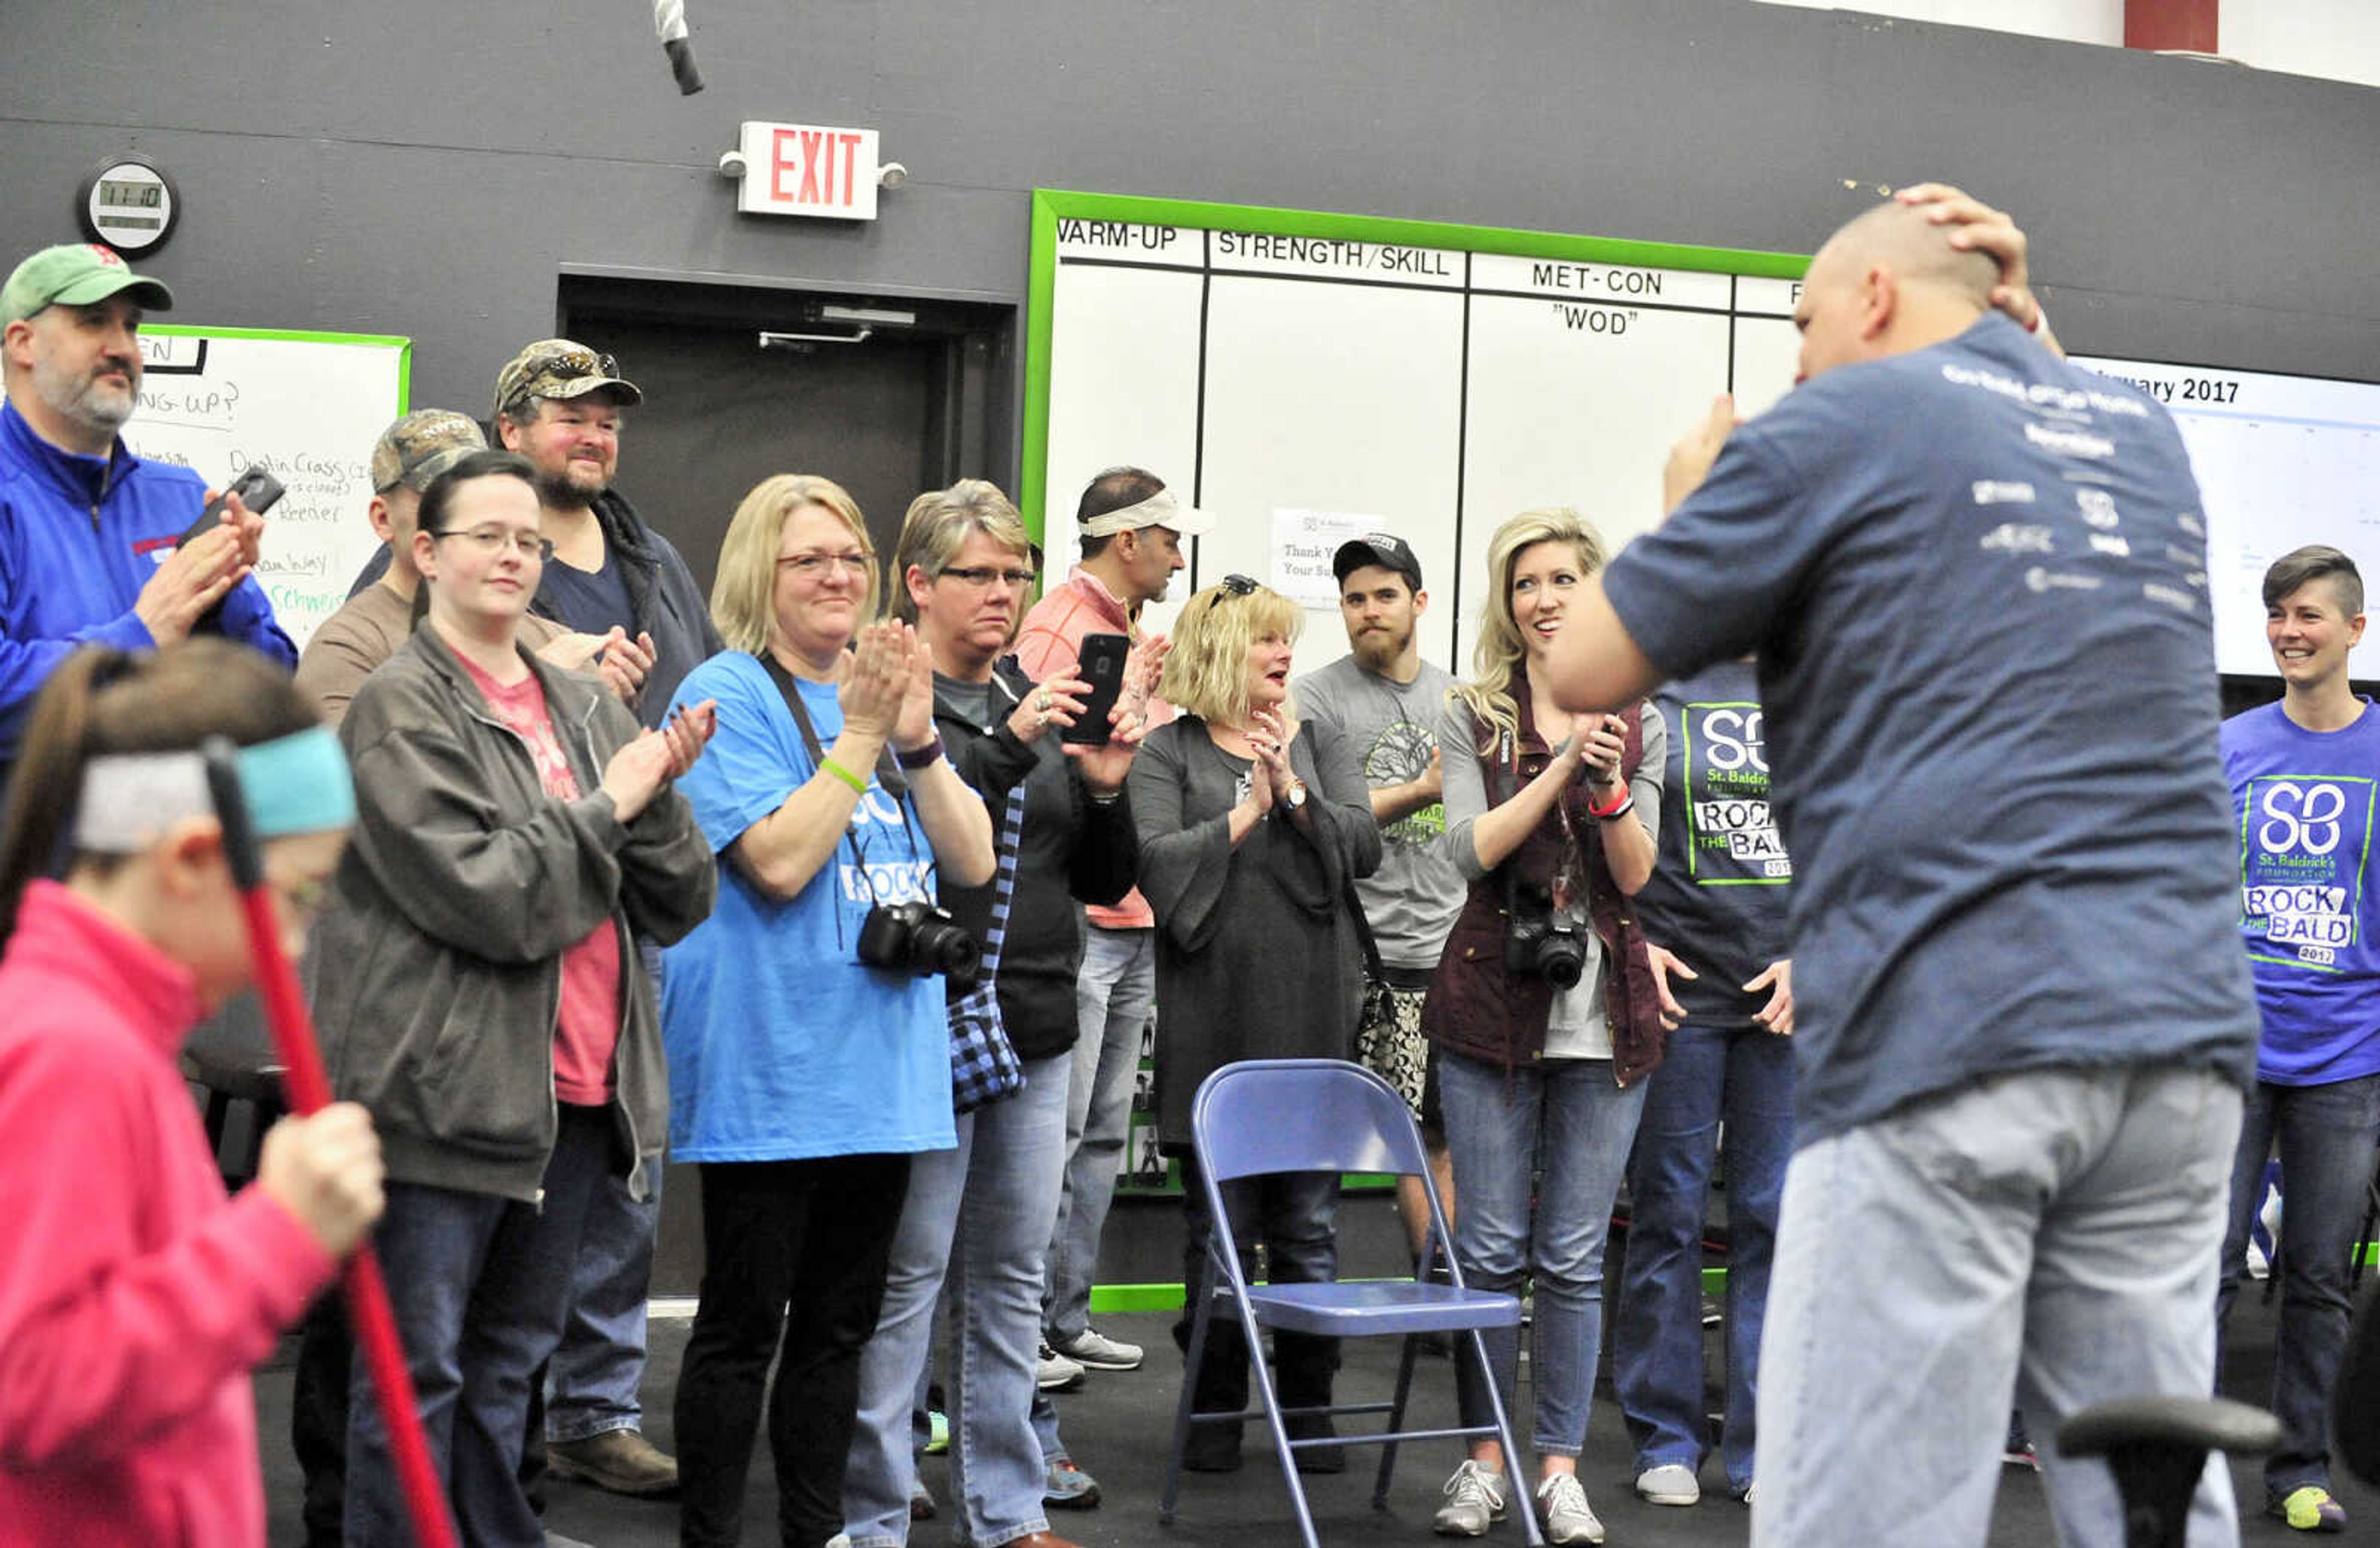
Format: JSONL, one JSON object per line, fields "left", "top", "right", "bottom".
{"left": 1031, "top": 197, "right": 1804, "bottom": 675}
{"left": 2073, "top": 355, "right": 2380, "bottom": 678}
{"left": 123, "top": 327, "right": 410, "bottom": 649}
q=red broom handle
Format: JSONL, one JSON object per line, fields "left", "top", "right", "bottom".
{"left": 205, "top": 742, "right": 457, "bottom": 1548}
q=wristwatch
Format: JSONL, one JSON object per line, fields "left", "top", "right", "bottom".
{"left": 1283, "top": 779, "right": 1308, "bottom": 812}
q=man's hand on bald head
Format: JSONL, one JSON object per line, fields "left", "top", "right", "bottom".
{"left": 1822, "top": 199, "right": 2001, "bottom": 315}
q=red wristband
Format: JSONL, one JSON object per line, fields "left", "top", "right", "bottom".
{"left": 1585, "top": 783, "right": 1631, "bottom": 819}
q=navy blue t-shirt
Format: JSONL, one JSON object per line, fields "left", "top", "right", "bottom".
{"left": 1633, "top": 659, "right": 1792, "bottom": 1027}
{"left": 1603, "top": 312, "right": 2257, "bottom": 1145}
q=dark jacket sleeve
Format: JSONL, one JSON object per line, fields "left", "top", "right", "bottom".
{"left": 592, "top": 694, "right": 718, "bottom": 948}
{"left": 1067, "top": 770, "right": 1139, "bottom": 907}
{"left": 1297, "top": 714, "right": 1384, "bottom": 884}
{"left": 943, "top": 715, "right": 1040, "bottom": 803}
{"left": 1127, "top": 723, "right": 1239, "bottom": 953}
{"left": 342, "top": 685, "right": 630, "bottom": 964}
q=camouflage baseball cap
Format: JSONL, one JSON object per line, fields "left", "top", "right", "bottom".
{"left": 491, "top": 338, "right": 643, "bottom": 421}
{"left": 371, "top": 409, "right": 487, "bottom": 493}
{"left": 1, "top": 243, "right": 175, "bottom": 327}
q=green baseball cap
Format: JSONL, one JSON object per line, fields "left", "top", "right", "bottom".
{"left": 1, "top": 244, "right": 175, "bottom": 327}
{"left": 370, "top": 410, "right": 488, "bottom": 493}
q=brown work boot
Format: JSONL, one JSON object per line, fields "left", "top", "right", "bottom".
{"left": 545, "top": 1428, "right": 679, "bottom": 1497}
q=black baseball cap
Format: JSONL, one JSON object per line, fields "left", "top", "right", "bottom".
{"left": 1332, "top": 533, "right": 1423, "bottom": 589}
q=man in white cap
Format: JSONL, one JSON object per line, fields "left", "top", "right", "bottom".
{"left": 1010, "top": 468, "right": 1207, "bottom": 1495}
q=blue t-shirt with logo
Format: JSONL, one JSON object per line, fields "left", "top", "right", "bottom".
{"left": 2220, "top": 698, "right": 2380, "bottom": 1086}
{"left": 1602, "top": 312, "right": 2257, "bottom": 1145}
{"left": 1634, "top": 659, "right": 1792, "bottom": 1026}
{"left": 660, "top": 651, "right": 956, "bottom": 1162}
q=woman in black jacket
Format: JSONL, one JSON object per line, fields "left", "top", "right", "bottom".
{"left": 840, "top": 480, "right": 1142, "bottom": 1548}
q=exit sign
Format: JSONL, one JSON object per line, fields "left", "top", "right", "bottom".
{"left": 733, "top": 120, "right": 880, "bottom": 220}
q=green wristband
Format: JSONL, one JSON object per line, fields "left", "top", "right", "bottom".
{"left": 819, "top": 756, "right": 868, "bottom": 794}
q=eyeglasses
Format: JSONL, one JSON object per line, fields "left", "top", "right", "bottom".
{"left": 433, "top": 526, "right": 553, "bottom": 561}
{"left": 939, "top": 565, "right": 1039, "bottom": 590}
{"left": 1207, "top": 573, "right": 1259, "bottom": 610}
{"left": 779, "top": 550, "right": 872, "bottom": 579}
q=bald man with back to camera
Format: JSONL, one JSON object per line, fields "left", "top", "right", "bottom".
{"left": 1545, "top": 187, "right": 2260, "bottom": 1548}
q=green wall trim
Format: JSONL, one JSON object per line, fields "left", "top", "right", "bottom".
{"left": 1023, "top": 188, "right": 1808, "bottom": 536}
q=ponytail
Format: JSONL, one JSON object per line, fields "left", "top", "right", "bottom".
{"left": 0, "top": 641, "right": 320, "bottom": 941}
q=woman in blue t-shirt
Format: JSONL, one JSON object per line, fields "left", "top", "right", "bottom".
{"left": 1608, "top": 657, "right": 1794, "bottom": 1510}
{"left": 2215, "top": 545, "right": 2380, "bottom": 1536}
{"left": 660, "top": 473, "right": 994, "bottom": 1548}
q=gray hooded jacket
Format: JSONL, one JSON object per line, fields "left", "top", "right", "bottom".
{"left": 312, "top": 627, "right": 714, "bottom": 1202}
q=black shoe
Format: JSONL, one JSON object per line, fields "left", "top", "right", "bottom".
{"left": 1287, "top": 1412, "right": 1346, "bottom": 1474}
{"left": 1183, "top": 1420, "right": 1244, "bottom": 1472}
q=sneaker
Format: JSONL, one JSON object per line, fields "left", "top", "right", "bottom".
{"left": 923, "top": 1409, "right": 950, "bottom": 1455}
{"left": 2001, "top": 1414, "right": 2039, "bottom": 1472}
{"left": 545, "top": 1428, "right": 679, "bottom": 1497}
{"left": 1739, "top": 1482, "right": 1756, "bottom": 1506}
{"left": 1535, "top": 1472, "right": 1605, "bottom": 1546}
{"left": 1044, "top": 1456, "right": 1101, "bottom": 1510}
{"left": 1432, "top": 1460, "right": 1509, "bottom": 1537}
{"left": 1050, "top": 1326, "right": 1145, "bottom": 1371}
{"left": 2270, "top": 1485, "right": 2348, "bottom": 1533}
{"left": 909, "top": 1478, "right": 936, "bottom": 1521}
{"left": 1037, "top": 1342, "right": 1086, "bottom": 1392}
{"left": 1635, "top": 1462, "right": 1701, "bottom": 1506}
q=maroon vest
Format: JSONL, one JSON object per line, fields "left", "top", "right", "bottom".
{"left": 1420, "top": 685, "right": 1668, "bottom": 1086}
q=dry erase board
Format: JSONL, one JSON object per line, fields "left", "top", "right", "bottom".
{"left": 123, "top": 327, "right": 411, "bottom": 649}
{"left": 2073, "top": 354, "right": 2380, "bottom": 679}
{"left": 1023, "top": 191, "right": 1807, "bottom": 674}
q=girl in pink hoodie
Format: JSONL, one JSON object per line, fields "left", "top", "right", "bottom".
{"left": 0, "top": 640, "right": 384, "bottom": 1548}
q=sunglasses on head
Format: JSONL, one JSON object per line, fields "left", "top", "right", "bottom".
{"left": 1207, "top": 573, "right": 1259, "bottom": 610}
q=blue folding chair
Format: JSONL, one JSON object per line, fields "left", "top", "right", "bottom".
{"left": 1161, "top": 1058, "right": 1542, "bottom": 1547}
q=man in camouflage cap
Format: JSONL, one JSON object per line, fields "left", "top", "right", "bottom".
{"left": 293, "top": 411, "right": 644, "bottom": 731}
{"left": 490, "top": 337, "right": 717, "bottom": 1497}
{"left": 0, "top": 242, "right": 294, "bottom": 776}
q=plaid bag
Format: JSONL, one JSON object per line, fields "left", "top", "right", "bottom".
{"left": 950, "top": 785, "right": 1026, "bottom": 1113}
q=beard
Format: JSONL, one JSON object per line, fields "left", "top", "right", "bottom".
{"left": 32, "top": 354, "right": 136, "bottom": 438}
{"left": 532, "top": 459, "right": 607, "bottom": 511}
{"left": 1351, "top": 622, "right": 1412, "bottom": 671}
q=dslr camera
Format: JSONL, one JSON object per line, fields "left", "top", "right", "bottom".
{"left": 857, "top": 900, "right": 982, "bottom": 987}
{"left": 1504, "top": 882, "right": 1589, "bottom": 988}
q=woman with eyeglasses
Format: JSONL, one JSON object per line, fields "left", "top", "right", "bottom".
{"left": 1420, "top": 507, "right": 1667, "bottom": 1546}
{"left": 656, "top": 473, "right": 994, "bottom": 1548}
{"left": 309, "top": 449, "right": 720, "bottom": 1547}
{"left": 841, "top": 479, "right": 1144, "bottom": 1548}
{"left": 1127, "top": 574, "right": 1381, "bottom": 1474}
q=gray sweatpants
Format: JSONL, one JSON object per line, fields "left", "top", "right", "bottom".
{"left": 1753, "top": 1063, "right": 2243, "bottom": 1548}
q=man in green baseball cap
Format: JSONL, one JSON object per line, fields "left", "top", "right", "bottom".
{"left": 0, "top": 244, "right": 175, "bottom": 452}
{"left": 0, "top": 242, "right": 294, "bottom": 778}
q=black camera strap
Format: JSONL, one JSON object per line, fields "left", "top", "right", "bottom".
{"left": 754, "top": 651, "right": 929, "bottom": 908}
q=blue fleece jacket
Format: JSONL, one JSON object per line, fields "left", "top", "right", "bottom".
{"left": 0, "top": 400, "right": 296, "bottom": 762}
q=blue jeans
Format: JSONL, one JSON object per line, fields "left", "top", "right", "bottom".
{"left": 545, "top": 945, "right": 664, "bottom": 1443}
{"left": 344, "top": 1106, "right": 615, "bottom": 1548}
{"left": 1043, "top": 923, "right": 1153, "bottom": 1344}
{"left": 1437, "top": 1049, "right": 1646, "bottom": 1459}
{"left": 544, "top": 1164, "right": 658, "bottom": 1441}
{"left": 1613, "top": 1021, "right": 1794, "bottom": 1492}
{"left": 1753, "top": 1065, "right": 2241, "bottom": 1548}
{"left": 845, "top": 1053, "right": 1071, "bottom": 1548}
{"left": 2215, "top": 1071, "right": 2380, "bottom": 1496}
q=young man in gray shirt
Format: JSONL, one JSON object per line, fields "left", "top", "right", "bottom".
{"left": 1292, "top": 534, "right": 1466, "bottom": 1257}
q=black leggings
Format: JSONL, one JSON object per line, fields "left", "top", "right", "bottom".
{"left": 674, "top": 1153, "right": 912, "bottom": 1548}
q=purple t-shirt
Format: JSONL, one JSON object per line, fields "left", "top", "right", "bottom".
{"left": 2221, "top": 698, "right": 2380, "bottom": 1085}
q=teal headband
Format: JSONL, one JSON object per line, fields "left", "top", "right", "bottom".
{"left": 73, "top": 725, "right": 355, "bottom": 851}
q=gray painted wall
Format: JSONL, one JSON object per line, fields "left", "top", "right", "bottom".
{"left": 6, "top": 2, "right": 2374, "bottom": 436}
